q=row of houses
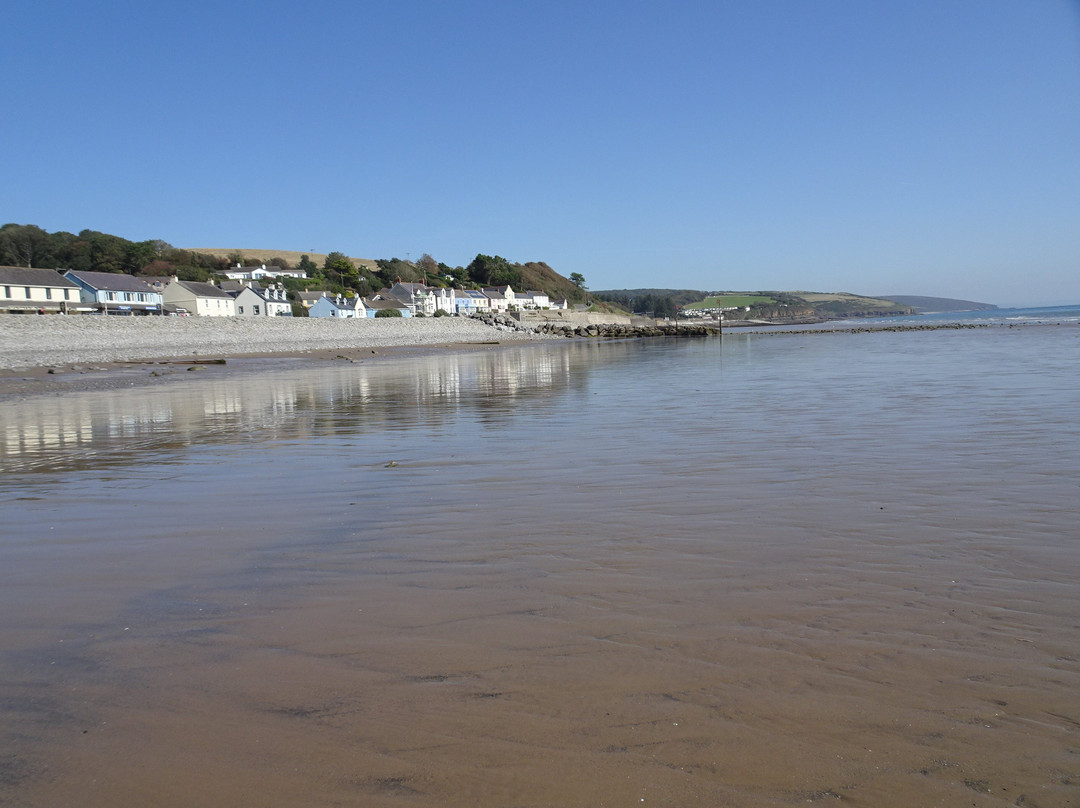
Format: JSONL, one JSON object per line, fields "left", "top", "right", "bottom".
{"left": 0, "top": 266, "right": 569, "bottom": 319}
{"left": 0, "top": 267, "right": 292, "bottom": 317}
{"left": 363, "top": 282, "right": 568, "bottom": 317}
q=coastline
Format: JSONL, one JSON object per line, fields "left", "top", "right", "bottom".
{"left": 0, "top": 315, "right": 549, "bottom": 399}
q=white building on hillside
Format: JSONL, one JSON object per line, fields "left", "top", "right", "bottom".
{"left": 222, "top": 263, "right": 308, "bottom": 281}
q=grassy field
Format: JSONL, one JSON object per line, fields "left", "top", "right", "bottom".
{"left": 685, "top": 294, "right": 775, "bottom": 309}
{"left": 792, "top": 291, "right": 901, "bottom": 309}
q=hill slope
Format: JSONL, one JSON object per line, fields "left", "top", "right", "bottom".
{"left": 878, "top": 295, "right": 997, "bottom": 312}
{"left": 189, "top": 249, "right": 591, "bottom": 304}
{"left": 189, "top": 248, "right": 380, "bottom": 272}
{"left": 596, "top": 289, "right": 914, "bottom": 320}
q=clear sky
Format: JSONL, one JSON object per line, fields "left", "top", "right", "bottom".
{"left": 4, "top": 1, "right": 1078, "bottom": 306}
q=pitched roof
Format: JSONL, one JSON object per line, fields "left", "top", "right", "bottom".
{"left": 0, "top": 266, "right": 80, "bottom": 288}
{"left": 363, "top": 297, "right": 405, "bottom": 311}
{"left": 174, "top": 280, "right": 232, "bottom": 299}
{"left": 315, "top": 295, "right": 363, "bottom": 310}
{"left": 65, "top": 270, "right": 156, "bottom": 293}
{"left": 455, "top": 288, "right": 488, "bottom": 300}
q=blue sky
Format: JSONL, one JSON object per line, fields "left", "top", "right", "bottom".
{"left": 4, "top": 1, "right": 1078, "bottom": 306}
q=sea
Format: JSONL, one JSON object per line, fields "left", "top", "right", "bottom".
{"left": 2, "top": 305, "right": 1078, "bottom": 807}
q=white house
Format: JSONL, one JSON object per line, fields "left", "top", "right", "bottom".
{"left": 0, "top": 266, "right": 83, "bottom": 313}
{"left": 222, "top": 263, "right": 308, "bottom": 281}
{"left": 430, "top": 286, "right": 455, "bottom": 314}
{"left": 523, "top": 290, "right": 550, "bottom": 309}
{"left": 64, "top": 270, "right": 164, "bottom": 315}
{"left": 232, "top": 283, "right": 292, "bottom": 317}
{"left": 162, "top": 280, "right": 236, "bottom": 317}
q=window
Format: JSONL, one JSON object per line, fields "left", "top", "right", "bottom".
{"left": 25, "top": 287, "right": 31, "bottom": 298}
{"left": 45, "top": 288, "right": 52, "bottom": 300}
{"left": 238, "top": 306, "right": 244, "bottom": 314}
{"left": 253, "top": 305, "right": 260, "bottom": 315}
{"left": 64, "top": 289, "right": 71, "bottom": 300}
{"left": 3, "top": 286, "right": 10, "bottom": 298}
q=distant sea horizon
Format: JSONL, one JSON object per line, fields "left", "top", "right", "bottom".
{"left": 884, "top": 302, "right": 1080, "bottom": 325}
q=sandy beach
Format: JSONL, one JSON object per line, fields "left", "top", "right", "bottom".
{"left": 0, "top": 314, "right": 544, "bottom": 369}
{"left": 3, "top": 324, "right": 1078, "bottom": 807}
{"left": 0, "top": 314, "right": 547, "bottom": 397}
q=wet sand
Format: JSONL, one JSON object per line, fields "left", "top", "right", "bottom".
{"left": 2, "top": 331, "right": 1078, "bottom": 807}
{"left": 5, "top": 493, "right": 1076, "bottom": 807}
{"left": 0, "top": 341, "right": 541, "bottom": 401}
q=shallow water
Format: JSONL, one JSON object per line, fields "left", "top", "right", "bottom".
{"left": 2, "top": 330, "right": 1078, "bottom": 806}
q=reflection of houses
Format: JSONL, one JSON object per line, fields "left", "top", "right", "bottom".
{"left": 231, "top": 283, "right": 292, "bottom": 317}
{"left": 0, "top": 266, "right": 82, "bottom": 313}
{"left": 64, "top": 270, "right": 164, "bottom": 315}
{"left": 162, "top": 280, "right": 236, "bottom": 316}
{"left": 0, "top": 344, "right": 583, "bottom": 473}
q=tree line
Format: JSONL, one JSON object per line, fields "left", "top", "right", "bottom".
{"left": 1, "top": 224, "right": 588, "bottom": 303}
{"left": 592, "top": 290, "right": 681, "bottom": 318}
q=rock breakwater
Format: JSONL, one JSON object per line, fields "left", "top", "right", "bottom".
{"left": 472, "top": 312, "right": 717, "bottom": 339}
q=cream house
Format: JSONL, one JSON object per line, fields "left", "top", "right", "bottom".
{"left": 163, "top": 280, "right": 236, "bottom": 316}
{"left": 0, "top": 266, "right": 82, "bottom": 313}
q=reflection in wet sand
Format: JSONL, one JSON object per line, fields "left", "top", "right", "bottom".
{"left": 2, "top": 331, "right": 1078, "bottom": 807}
{"left": 0, "top": 343, "right": 596, "bottom": 474}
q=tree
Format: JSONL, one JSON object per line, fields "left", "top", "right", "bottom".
{"left": 0, "top": 223, "right": 50, "bottom": 267}
{"left": 466, "top": 254, "right": 521, "bottom": 288}
{"left": 375, "top": 307, "right": 402, "bottom": 317}
{"left": 416, "top": 253, "right": 438, "bottom": 280}
{"left": 375, "top": 257, "right": 421, "bottom": 286}
{"left": 297, "top": 254, "right": 318, "bottom": 276}
{"left": 323, "top": 251, "right": 358, "bottom": 286}
{"left": 569, "top": 272, "right": 587, "bottom": 289}
{"left": 85, "top": 231, "right": 127, "bottom": 273}
{"left": 123, "top": 240, "right": 161, "bottom": 273}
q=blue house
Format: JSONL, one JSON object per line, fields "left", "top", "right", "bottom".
{"left": 64, "top": 270, "right": 164, "bottom": 315}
